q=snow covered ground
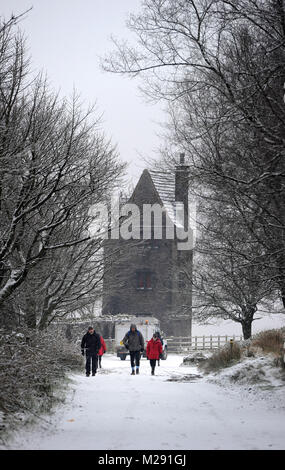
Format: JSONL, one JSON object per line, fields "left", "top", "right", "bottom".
{"left": 1, "top": 354, "right": 285, "bottom": 450}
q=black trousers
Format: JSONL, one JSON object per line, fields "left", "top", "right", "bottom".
{"left": 130, "top": 350, "right": 141, "bottom": 368}
{"left": 150, "top": 359, "right": 157, "bottom": 371}
{"left": 86, "top": 353, "right": 98, "bottom": 374}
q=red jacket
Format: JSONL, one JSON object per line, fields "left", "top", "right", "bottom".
{"left": 146, "top": 338, "right": 163, "bottom": 360}
{"left": 98, "top": 336, "right": 107, "bottom": 356}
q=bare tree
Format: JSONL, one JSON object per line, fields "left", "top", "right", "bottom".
{"left": 103, "top": 0, "right": 285, "bottom": 311}
{"left": 11, "top": 210, "right": 106, "bottom": 329}
{"left": 190, "top": 193, "right": 276, "bottom": 339}
{"left": 0, "top": 15, "right": 125, "bottom": 324}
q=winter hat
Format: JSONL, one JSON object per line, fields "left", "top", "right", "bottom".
{"left": 130, "top": 323, "right": 137, "bottom": 330}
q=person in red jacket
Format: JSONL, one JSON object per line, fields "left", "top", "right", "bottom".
{"left": 98, "top": 335, "right": 107, "bottom": 368}
{"left": 146, "top": 333, "right": 163, "bottom": 375}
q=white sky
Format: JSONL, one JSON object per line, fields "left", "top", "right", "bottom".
{"left": 0, "top": 0, "right": 165, "bottom": 186}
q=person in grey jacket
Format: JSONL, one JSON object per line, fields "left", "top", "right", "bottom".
{"left": 123, "top": 323, "right": 144, "bottom": 375}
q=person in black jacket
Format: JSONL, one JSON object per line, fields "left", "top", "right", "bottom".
{"left": 81, "top": 326, "right": 101, "bottom": 376}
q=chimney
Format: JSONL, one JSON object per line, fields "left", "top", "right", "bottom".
{"left": 175, "top": 153, "right": 190, "bottom": 230}
{"left": 180, "top": 152, "right": 185, "bottom": 165}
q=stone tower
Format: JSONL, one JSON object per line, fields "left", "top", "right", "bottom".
{"left": 102, "top": 156, "right": 193, "bottom": 337}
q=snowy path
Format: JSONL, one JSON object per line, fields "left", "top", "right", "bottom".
{"left": 3, "top": 354, "right": 285, "bottom": 450}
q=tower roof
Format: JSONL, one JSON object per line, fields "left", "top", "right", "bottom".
{"left": 148, "top": 170, "right": 176, "bottom": 221}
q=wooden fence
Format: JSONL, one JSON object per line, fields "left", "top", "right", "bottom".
{"left": 103, "top": 335, "right": 243, "bottom": 354}
{"left": 166, "top": 335, "right": 243, "bottom": 353}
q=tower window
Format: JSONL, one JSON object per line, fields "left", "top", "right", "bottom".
{"left": 136, "top": 271, "right": 153, "bottom": 290}
{"left": 178, "top": 272, "right": 187, "bottom": 289}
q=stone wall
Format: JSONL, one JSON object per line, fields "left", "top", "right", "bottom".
{"left": 48, "top": 318, "right": 115, "bottom": 348}
{"left": 48, "top": 312, "right": 192, "bottom": 354}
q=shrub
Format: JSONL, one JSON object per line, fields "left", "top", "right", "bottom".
{"left": 251, "top": 329, "right": 284, "bottom": 355}
{"left": 199, "top": 341, "right": 241, "bottom": 373}
{"left": 0, "top": 327, "right": 83, "bottom": 426}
